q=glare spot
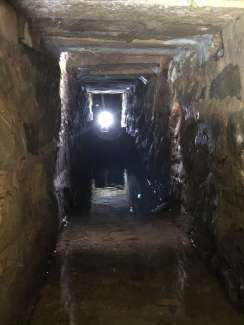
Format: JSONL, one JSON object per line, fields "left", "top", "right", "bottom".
{"left": 97, "top": 111, "right": 114, "bottom": 129}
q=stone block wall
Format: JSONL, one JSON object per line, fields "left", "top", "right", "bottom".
{"left": 131, "top": 71, "right": 171, "bottom": 199}
{"left": 169, "top": 17, "right": 244, "bottom": 307}
{"left": 0, "top": 2, "right": 60, "bottom": 324}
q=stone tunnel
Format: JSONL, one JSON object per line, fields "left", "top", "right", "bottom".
{"left": 1, "top": 0, "right": 244, "bottom": 324}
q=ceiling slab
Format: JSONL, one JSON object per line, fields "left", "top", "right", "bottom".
{"left": 67, "top": 52, "right": 171, "bottom": 67}
{"left": 8, "top": 0, "right": 244, "bottom": 84}
{"left": 10, "top": 0, "right": 244, "bottom": 56}
{"left": 74, "top": 63, "right": 160, "bottom": 76}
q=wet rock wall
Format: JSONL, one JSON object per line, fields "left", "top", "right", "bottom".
{"left": 169, "top": 18, "right": 244, "bottom": 307}
{"left": 132, "top": 70, "right": 171, "bottom": 202}
{"left": 55, "top": 64, "right": 95, "bottom": 215}
{"left": 55, "top": 56, "right": 78, "bottom": 220}
{"left": 65, "top": 69, "right": 91, "bottom": 214}
{"left": 0, "top": 2, "right": 60, "bottom": 324}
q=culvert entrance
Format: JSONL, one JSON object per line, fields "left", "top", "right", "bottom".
{"left": 3, "top": 1, "right": 244, "bottom": 324}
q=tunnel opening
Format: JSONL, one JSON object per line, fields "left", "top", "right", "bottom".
{"left": 55, "top": 55, "right": 172, "bottom": 220}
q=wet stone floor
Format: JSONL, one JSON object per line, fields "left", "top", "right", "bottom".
{"left": 29, "top": 184, "right": 244, "bottom": 325}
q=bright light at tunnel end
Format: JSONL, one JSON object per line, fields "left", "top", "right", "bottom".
{"left": 97, "top": 111, "right": 114, "bottom": 130}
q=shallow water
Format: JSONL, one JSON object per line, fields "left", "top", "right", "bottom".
{"left": 29, "top": 179, "right": 244, "bottom": 325}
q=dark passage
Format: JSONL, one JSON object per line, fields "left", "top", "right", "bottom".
{"left": 70, "top": 129, "right": 167, "bottom": 216}
{"left": 65, "top": 88, "right": 170, "bottom": 218}
{"left": 29, "top": 85, "right": 244, "bottom": 325}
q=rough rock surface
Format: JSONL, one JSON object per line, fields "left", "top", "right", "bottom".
{"left": 10, "top": 0, "right": 244, "bottom": 56}
{"left": 132, "top": 70, "right": 171, "bottom": 197}
{"left": 0, "top": 3, "right": 60, "bottom": 324}
{"left": 169, "top": 15, "right": 244, "bottom": 307}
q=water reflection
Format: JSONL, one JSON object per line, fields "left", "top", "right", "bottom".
{"left": 69, "top": 131, "right": 169, "bottom": 217}
{"left": 91, "top": 164, "right": 167, "bottom": 216}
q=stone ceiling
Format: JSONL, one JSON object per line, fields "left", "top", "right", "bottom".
{"left": 9, "top": 0, "right": 244, "bottom": 85}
